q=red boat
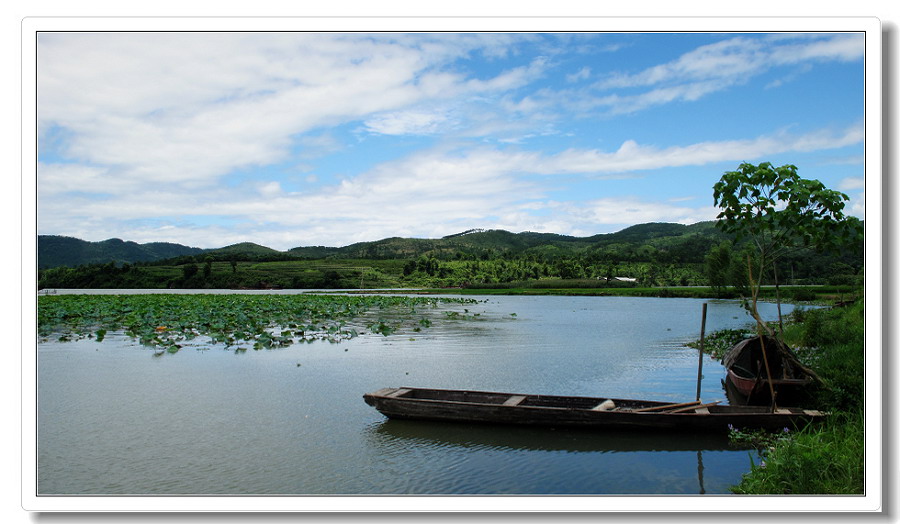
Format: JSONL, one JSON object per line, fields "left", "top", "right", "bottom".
{"left": 722, "top": 335, "right": 816, "bottom": 405}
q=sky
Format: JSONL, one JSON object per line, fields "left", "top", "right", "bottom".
{"left": 36, "top": 31, "right": 867, "bottom": 251}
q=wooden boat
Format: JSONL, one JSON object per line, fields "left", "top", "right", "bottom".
{"left": 363, "top": 387, "right": 826, "bottom": 433}
{"left": 722, "top": 335, "right": 816, "bottom": 404}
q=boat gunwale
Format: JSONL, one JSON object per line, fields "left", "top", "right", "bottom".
{"left": 365, "top": 387, "right": 823, "bottom": 417}
{"left": 368, "top": 387, "right": 668, "bottom": 410}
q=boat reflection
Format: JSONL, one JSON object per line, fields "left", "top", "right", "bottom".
{"left": 364, "top": 419, "right": 746, "bottom": 494}
{"left": 365, "top": 418, "right": 739, "bottom": 454}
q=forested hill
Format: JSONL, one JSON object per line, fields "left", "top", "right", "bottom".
{"left": 293, "top": 222, "right": 725, "bottom": 261}
{"left": 37, "top": 236, "right": 206, "bottom": 269}
{"left": 38, "top": 222, "right": 723, "bottom": 268}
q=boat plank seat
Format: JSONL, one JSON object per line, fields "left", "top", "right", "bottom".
{"left": 388, "top": 388, "right": 412, "bottom": 398}
{"left": 503, "top": 395, "right": 527, "bottom": 406}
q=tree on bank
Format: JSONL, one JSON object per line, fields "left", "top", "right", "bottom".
{"left": 713, "top": 162, "right": 862, "bottom": 329}
{"left": 712, "top": 162, "right": 863, "bottom": 402}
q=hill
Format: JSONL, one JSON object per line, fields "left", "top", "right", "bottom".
{"left": 36, "top": 221, "right": 863, "bottom": 290}
{"left": 37, "top": 236, "right": 205, "bottom": 269}
{"left": 38, "top": 222, "right": 727, "bottom": 268}
{"left": 205, "top": 242, "right": 285, "bottom": 258}
{"left": 319, "top": 222, "right": 725, "bottom": 262}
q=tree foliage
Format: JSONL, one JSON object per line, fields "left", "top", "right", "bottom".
{"left": 712, "top": 161, "right": 863, "bottom": 338}
{"left": 713, "top": 162, "right": 863, "bottom": 267}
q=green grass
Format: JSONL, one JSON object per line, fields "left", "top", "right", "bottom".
{"left": 782, "top": 300, "right": 866, "bottom": 412}
{"left": 410, "top": 284, "right": 853, "bottom": 302}
{"left": 727, "top": 295, "right": 866, "bottom": 494}
{"left": 730, "top": 411, "right": 864, "bottom": 494}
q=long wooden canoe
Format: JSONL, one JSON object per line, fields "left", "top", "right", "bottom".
{"left": 363, "top": 387, "right": 826, "bottom": 432}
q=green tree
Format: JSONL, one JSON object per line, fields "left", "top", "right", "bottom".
{"left": 203, "top": 256, "right": 213, "bottom": 278}
{"left": 713, "top": 162, "right": 861, "bottom": 401}
{"left": 705, "top": 241, "right": 732, "bottom": 296}
{"left": 182, "top": 263, "right": 199, "bottom": 280}
{"left": 714, "top": 162, "right": 861, "bottom": 317}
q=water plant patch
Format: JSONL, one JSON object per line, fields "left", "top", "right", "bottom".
{"left": 37, "top": 294, "right": 482, "bottom": 351}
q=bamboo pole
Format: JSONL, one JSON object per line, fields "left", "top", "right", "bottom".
{"left": 668, "top": 401, "right": 721, "bottom": 413}
{"left": 632, "top": 400, "right": 702, "bottom": 413}
{"left": 696, "top": 302, "right": 707, "bottom": 402}
{"left": 773, "top": 262, "right": 784, "bottom": 334}
{"left": 748, "top": 255, "right": 777, "bottom": 411}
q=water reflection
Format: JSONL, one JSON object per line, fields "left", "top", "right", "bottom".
{"left": 366, "top": 418, "right": 739, "bottom": 453}
{"left": 364, "top": 419, "right": 750, "bottom": 495}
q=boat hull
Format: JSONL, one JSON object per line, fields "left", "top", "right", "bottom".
{"left": 363, "top": 387, "right": 825, "bottom": 433}
{"left": 722, "top": 336, "right": 815, "bottom": 405}
{"left": 726, "top": 369, "right": 813, "bottom": 404}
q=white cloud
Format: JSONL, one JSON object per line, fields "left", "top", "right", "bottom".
{"left": 258, "top": 181, "right": 282, "bottom": 197}
{"left": 38, "top": 163, "right": 115, "bottom": 196}
{"left": 364, "top": 108, "right": 455, "bottom": 136}
{"left": 849, "top": 192, "right": 865, "bottom": 217}
{"left": 37, "top": 33, "right": 533, "bottom": 188}
{"left": 839, "top": 177, "right": 865, "bottom": 191}
{"left": 566, "top": 66, "right": 591, "bottom": 83}
{"left": 35, "top": 33, "right": 866, "bottom": 250}
{"left": 590, "top": 34, "right": 863, "bottom": 114}
{"left": 552, "top": 197, "right": 717, "bottom": 226}
{"left": 530, "top": 122, "right": 863, "bottom": 175}
{"left": 37, "top": 119, "right": 866, "bottom": 249}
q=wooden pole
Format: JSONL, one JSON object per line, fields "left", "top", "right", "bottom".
{"left": 747, "top": 255, "right": 777, "bottom": 411}
{"left": 696, "top": 302, "right": 708, "bottom": 402}
{"left": 773, "top": 262, "right": 784, "bottom": 334}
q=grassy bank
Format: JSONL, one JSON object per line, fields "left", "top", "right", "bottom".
{"left": 730, "top": 411, "right": 864, "bottom": 494}
{"left": 723, "top": 297, "right": 866, "bottom": 494}
{"left": 410, "top": 284, "right": 856, "bottom": 302}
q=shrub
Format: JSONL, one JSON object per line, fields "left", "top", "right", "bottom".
{"left": 791, "top": 287, "right": 817, "bottom": 302}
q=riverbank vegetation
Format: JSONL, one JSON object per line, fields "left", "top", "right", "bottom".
{"left": 702, "top": 162, "right": 866, "bottom": 494}
{"left": 36, "top": 249, "right": 861, "bottom": 294}
{"left": 715, "top": 297, "right": 866, "bottom": 494}
{"left": 37, "top": 220, "right": 861, "bottom": 293}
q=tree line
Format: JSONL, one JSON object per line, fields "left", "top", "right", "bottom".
{"left": 37, "top": 239, "right": 861, "bottom": 291}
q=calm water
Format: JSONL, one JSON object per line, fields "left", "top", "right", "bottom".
{"left": 37, "top": 293, "right": 796, "bottom": 495}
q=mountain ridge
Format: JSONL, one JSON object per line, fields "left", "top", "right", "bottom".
{"left": 38, "top": 222, "right": 723, "bottom": 268}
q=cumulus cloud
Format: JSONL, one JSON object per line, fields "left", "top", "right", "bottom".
{"left": 37, "top": 33, "right": 533, "bottom": 186}
{"left": 40, "top": 119, "right": 864, "bottom": 249}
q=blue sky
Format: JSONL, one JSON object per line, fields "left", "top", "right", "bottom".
{"left": 36, "top": 31, "right": 866, "bottom": 250}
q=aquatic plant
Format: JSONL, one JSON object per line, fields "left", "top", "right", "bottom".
{"left": 38, "top": 294, "right": 481, "bottom": 351}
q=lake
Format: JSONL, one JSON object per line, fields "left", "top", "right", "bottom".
{"left": 36, "top": 293, "right": 798, "bottom": 495}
